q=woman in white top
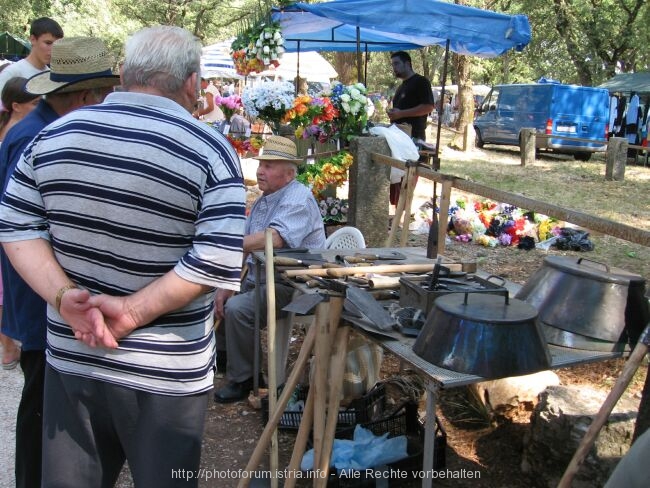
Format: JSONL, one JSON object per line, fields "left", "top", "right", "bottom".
{"left": 192, "top": 78, "right": 224, "bottom": 122}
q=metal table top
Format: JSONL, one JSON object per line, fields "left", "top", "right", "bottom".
{"left": 359, "top": 328, "right": 623, "bottom": 389}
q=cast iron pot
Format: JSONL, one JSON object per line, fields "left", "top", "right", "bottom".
{"left": 515, "top": 256, "right": 649, "bottom": 346}
{"left": 412, "top": 293, "right": 551, "bottom": 379}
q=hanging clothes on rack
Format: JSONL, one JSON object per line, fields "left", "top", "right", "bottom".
{"left": 609, "top": 95, "right": 619, "bottom": 137}
{"left": 625, "top": 93, "right": 640, "bottom": 144}
{"left": 614, "top": 96, "right": 627, "bottom": 137}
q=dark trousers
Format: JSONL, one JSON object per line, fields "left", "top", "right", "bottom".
{"left": 42, "top": 366, "right": 209, "bottom": 488}
{"left": 16, "top": 350, "right": 46, "bottom": 488}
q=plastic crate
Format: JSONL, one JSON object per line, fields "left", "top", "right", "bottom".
{"left": 324, "top": 402, "right": 447, "bottom": 488}
{"left": 262, "top": 383, "right": 386, "bottom": 431}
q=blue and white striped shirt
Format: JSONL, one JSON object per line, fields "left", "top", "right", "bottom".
{"left": 0, "top": 91, "right": 246, "bottom": 395}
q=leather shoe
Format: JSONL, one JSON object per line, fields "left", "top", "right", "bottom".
{"left": 214, "top": 378, "right": 255, "bottom": 403}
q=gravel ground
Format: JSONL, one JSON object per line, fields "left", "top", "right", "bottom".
{"left": 0, "top": 352, "right": 21, "bottom": 488}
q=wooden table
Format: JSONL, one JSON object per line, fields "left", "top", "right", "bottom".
{"left": 250, "top": 247, "right": 624, "bottom": 487}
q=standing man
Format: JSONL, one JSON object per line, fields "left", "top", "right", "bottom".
{"left": 387, "top": 51, "right": 435, "bottom": 204}
{"left": 0, "top": 26, "right": 245, "bottom": 488}
{"left": 0, "top": 36, "right": 120, "bottom": 488}
{"left": 0, "top": 17, "right": 64, "bottom": 96}
{"left": 214, "top": 135, "right": 326, "bottom": 403}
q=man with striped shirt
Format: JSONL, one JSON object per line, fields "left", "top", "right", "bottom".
{"left": 0, "top": 26, "right": 245, "bottom": 487}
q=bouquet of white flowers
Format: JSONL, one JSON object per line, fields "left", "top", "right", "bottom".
{"left": 249, "top": 23, "right": 285, "bottom": 66}
{"left": 330, "top": 82, "right": 369, "bottom": 141}
{"left": 242, "top": 81, "right": 295, "bottom": 134}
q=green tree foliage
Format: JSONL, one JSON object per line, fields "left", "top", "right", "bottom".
{"left": 491, "top": 0, "right": 649, "bottom": 85}
{"left": 3, "top": 0, "right": 648, "bottom": 91}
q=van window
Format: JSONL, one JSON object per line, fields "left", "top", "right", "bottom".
{"left": 480, "top": 88, "right": 500, "bottom": 112}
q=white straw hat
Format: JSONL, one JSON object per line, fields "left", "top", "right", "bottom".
{"left": 25, "top": 37, "right": 120, "bottom": 95}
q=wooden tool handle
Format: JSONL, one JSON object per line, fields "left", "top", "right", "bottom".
{"left": 340, "top": 255, "right": 367, "bottom": 264}
{"left": 315, "top": 326, "right": 351, "bottom": 487}
{"left": 325, "top": 263, "right": 437, "bottom": 277}
{"left": 368, "top": 276, "right": 401, "bottom": 289}
{"left": 238, "top": 320, "right": 318, "bottom": 488}
{"left": 284, "top": 388, "right": 315, "bottom": 488}
{"left": 274, "top": 256, "right": 305, "bottom": 266}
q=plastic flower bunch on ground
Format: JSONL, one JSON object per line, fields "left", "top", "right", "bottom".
{"left": 297, "top": 150, "right": 354, "bottom": 196}
{"left": 448, "top": 197, "right": 562, "bottom": 248}
{"left": 318, "top": 197, "right": 349, "bottom": 223}
{"left": 214, "top": 95, "right": 242, "bottom": 120}
{"left": 283, "top": 95, "right": 339, "bottom": 142}
{"left": 242, "top": 81, "right": 295, "bottom": 134}
{"left": 329, "top": 82, "right": 369, "bottom": 141}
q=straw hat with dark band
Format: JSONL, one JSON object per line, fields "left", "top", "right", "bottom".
{"left": 254, "top": 135, "right": 303, "bottom": 164}
{"left": 25, "top": 37, "right": 120, "bottom": 95}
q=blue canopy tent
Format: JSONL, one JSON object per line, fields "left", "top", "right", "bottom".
{"left": 272, "top": 0, "right": 530, "bottom": 57}
{"left": 272, "top": 0, "right": 531, "bottom": 256}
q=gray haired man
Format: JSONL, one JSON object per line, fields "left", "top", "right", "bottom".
{"left": 0, "top": 26, "right": 245, "bottom": 487}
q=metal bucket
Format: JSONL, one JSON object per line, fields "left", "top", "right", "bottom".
{"left": 515, "top": 256, "right": 649, "bottom": 346}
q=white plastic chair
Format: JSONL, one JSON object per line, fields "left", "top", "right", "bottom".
{"left": 324, "top": 226, "right": 367, "bottom": 250}
{"left": 273, "top": 227, "right": 366, "bottom": 384}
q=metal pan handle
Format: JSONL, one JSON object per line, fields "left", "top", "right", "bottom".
{"left": 462, "top": 291, "right": 509, "bottom": 306}
{"left": 577, "top": 257, "right": 610, "bottom": 273}
{"left": 484, "top": 274, "right": 507, "bottom": 287}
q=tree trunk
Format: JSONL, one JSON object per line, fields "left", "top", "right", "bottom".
{"left": 334, "top": 52, "right": 358, "bottom": 85}
{"left": 418, "top": 47, "right": 432, "bottom": 81}
{"left": 450, "top": 53, "right": 473, "bottom": 150}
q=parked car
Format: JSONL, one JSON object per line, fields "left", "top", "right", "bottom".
{"left": 474, "top": 83, "right": 610, "bottom": 161}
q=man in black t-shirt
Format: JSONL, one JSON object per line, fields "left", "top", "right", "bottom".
{"left": 387, "top": 51, "right": 435, "bottom": 203}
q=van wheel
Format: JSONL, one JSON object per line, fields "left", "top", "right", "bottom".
{"left": 475, "top": 128, "right": 484, "bottom": 148}
{"left": 574, "top": 152, "right": 592, "bottom": 161}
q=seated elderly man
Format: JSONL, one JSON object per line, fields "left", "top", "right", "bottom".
{"left": 214, "top": 135, "right": 326, "bottom": 403}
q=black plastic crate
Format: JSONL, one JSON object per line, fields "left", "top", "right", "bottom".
{"left": 262, "top": 383, "right": 386, "bottom": 431}
{"left": 324, "top": 402, "right": 447, "bottom": 488}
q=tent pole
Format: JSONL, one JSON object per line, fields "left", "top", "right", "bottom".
{"left": 364, "top": 45, "right": 369, "bottom": 85}
{"left": 356, "top": 27, "right": 362, "bottom": 83}
{"left": 427, "top": 39, "right": 450, "bottom": 259}
{"left": 295, "top": 41, "right": 301, "bottom": 95}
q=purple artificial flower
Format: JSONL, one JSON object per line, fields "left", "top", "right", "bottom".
{"left": 498, "top": 233, "right": 512, "bottom": 246}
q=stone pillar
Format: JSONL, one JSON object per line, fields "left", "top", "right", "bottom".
{"left": 606, "top": 137, "right": 627, "bottom": 181}
{"left": 520, "top": 128, "right": 536, "bottom": 166}
{"left": 347, "top": 136, "right": 391, "bottom": 248}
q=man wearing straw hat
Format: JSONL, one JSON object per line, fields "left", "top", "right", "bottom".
{"left": 0, "top": 26, "right": 245, "bottom": 487}
{"left": 0, "top": 35, "right": 119, "bottom": 488}
{"left": 214, "top": 135, "right": 326, "bottom": 403}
